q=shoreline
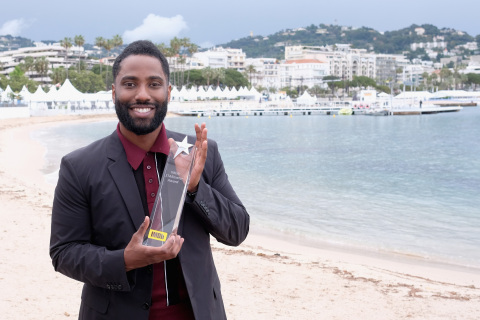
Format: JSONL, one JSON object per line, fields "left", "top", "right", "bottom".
{"left": 1, "top": 114, "right": 479, "bottom": 319}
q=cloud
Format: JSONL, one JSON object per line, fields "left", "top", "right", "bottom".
{"left": 123, "top": 14, "right": 188, "bottom": 44}
{"left": 0, "top": 19, "right": 29, "bottom": 36}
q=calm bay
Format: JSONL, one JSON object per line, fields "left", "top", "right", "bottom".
{"left": 33, "top": 107, "right": 480, "bottom": 269}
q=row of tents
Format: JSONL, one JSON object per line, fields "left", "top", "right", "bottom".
{"left": 0, "top": 80, "right": 267, "bottom": 110}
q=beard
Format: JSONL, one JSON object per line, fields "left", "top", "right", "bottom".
{"left": 115, "top": 97, "right": 168, "bottom": 135}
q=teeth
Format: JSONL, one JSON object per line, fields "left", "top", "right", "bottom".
{"left": 133, "top": 108, "right": 151, "bottom": 113}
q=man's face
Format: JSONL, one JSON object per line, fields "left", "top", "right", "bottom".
{"left": 112, "top": 54, "right": 171, "bottom": 135}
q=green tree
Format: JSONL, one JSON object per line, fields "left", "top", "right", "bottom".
{"left": 213, "top": 68, "right": 226, "bottom": 87}
{"left": 0, "top": 74, "right": 8, "bottom": 90}
{"left": 74, "top": 35, "right": 85, "bottom": 71}
{"left": 8, "top": 65, "right": 38, "bottom": 92}
{"left": 245, "top": 64, "right": 257, "bottom": 86}
{"left": 60, "top": 37, "right": 73, "bottom": 77}
{"left": 102, "top": 39, "right": 114, "bottom": 90}
{"left": 201, "top": 67, "right": 215, "bottom": 86}
{"left": 19, "top": 56, "right": 35, "bottom": 75}
{"left": 466, "top": 73, "right": 480, "bottom": 90}
{"left": 349, "top": 76, "right": 377, "bottom": 88}
{"left": 323, "top": 75, "right": 342, "bottom": 95}
{"left": 220, "top": 69, "right": 248, "bottom": 88}
{"left": 169, "top": 37, "right": 182, "bottom": 86}
{"left": 68, "top": 70, "right": 105, "bottom": 93}
{"left": 186, "top": 42, "right": 198, "bottom": 85}
{"left": 34, "top": 57, "right": 50, "bottom": 84}
{"left": 50, "top": 67, "right": 67, "bottom": 85}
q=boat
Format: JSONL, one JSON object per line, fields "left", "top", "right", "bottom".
{"left": 338, "top": 108, "right": 353, "bottom": 115}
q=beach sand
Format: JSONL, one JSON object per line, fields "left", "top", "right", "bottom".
{"left": 0, "top": 114, "right": 479, "bottom": 319}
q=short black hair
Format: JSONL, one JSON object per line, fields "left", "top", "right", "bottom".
{"left": 112, "top": 40, "right": 170, "bottom": 83}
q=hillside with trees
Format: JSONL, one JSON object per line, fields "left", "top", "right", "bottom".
{"left": 220, "top": 24, "right": 477, "bottom": 59}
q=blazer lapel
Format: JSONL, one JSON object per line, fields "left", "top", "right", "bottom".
{"left": 106, "top": 132, "right": 145, "bottom": 229}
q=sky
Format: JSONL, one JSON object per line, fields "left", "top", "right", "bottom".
{"left": 1, "top": 0, "right": 479, "bottom": 49}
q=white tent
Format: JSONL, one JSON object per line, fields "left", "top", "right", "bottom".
{"left": 297, "top": 91, "right": 317, "bottom": 105}
{"left": 19, "top": 85, "right": 32, "bottom": 102}
{"left": 196, "top": 86, "right": 207, "bottom": 100}
{"left": 1, "top": 85, "right": 14, "bottom": 102}
{"left": 178, "top": 86, "right": 189, "bottom": 101}
{"left": 28, "top": 86, "right": 49, "bottom": 109}
{"left": 46, "top": 85, "right": 59, "bottom": 101}
{"left": 205, "top": 86, "right": 216, "bottom": 99}
{"left": 55, "top": 79, "right": 85, "bottom": 102}
{"left": 170, "top": 86, "right": 181, "bottom": 101}
{"left": 394, "top": 91, "right": 432, "bottom": 100}
{"left": 229, "top": 87, "right": 239, "bottom": 99}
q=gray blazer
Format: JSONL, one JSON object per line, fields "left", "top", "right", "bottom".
{"left": 50, "top": 129, "right": 250, "bottom": 319}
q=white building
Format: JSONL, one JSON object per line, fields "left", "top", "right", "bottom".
{"left": 244, "top": 58, "right": 280, "bottom": 89}
{"left": 0, "top": 42, "right": 90, "bottom": 84}
{"left": 193, "top": 47, "right": 246, "bottom": 71}
{"left": 280, "top": 59, "right": 330, "bottom": 89}
{"left": 285, "top": 45, "right": 375, "bottom": 80}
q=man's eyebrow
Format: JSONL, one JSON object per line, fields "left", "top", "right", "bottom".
{"left": 120, "top": 75, "right": 165, "bottom": 82}
{"left": 120, "top": 75, "right": 138, "bottom": 81}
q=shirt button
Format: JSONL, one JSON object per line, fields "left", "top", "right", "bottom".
{"left": 150, "top": 193, "right": 155, "bottom": 198}
{"left": 146, "top": 165, "right": 152, "bottom": 170}
{"left": 148, "top": 179, "right": 153, "bottom": 183}
{"left": 142, "top": 302, "right": 150, "bottom": 310}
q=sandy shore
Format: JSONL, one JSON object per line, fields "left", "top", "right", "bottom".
{"left": 0, "top": 114, "right": 479, "bottom": 319}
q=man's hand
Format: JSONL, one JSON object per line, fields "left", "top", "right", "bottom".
{"left": 124, "top": 216, "right": 184, "bottom": 272}
{"left": 188, "top": 123, "right": 208, "bottom": 193}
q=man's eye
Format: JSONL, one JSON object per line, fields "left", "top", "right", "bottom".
{"left": 151, "top": 82, "right": 162, "bottom": 87}
{"left": 124, "top": 82, "right": 135, "bottom": 87}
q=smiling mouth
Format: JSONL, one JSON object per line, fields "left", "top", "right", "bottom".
{"left": 131, "top": 107, "right": 152, "bottom": 113}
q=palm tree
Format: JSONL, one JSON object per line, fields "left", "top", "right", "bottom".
{"left": 34, "top": 57, "right": 50, "bottom": 84}
{"left": 111, "top": 34, "right": 123, "bottom": 49}
{"left": 74, "top": 35, "right": 85, "bottom": 71}
{"left": 59, "top": 37, "right": 72, "bottom": 77}
{"left": 170, "top": 37, "right": 182, "bottom": 86}
{"left": 50, "top": 67, "right": 66, "bottom": 85}
{"left": 186, "top": 42, "right": 198, "bottom": 86}
{"left": 245, "top": 64, "right": 257, "bottom": 87}
{"left": 201, "top": 67, "right": 215, "bottom": 86}
{"left": 95, "top": 37, "right": 105, "bottom": 74}
{"left": 213, "top": 68, "right": 226, "bottom": 87}
{"left": 102, "top": 39, "right": 114, "bottom": 90}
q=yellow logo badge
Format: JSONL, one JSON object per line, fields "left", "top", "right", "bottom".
{"left": 148, "top": 229, "right": 168, "bottom": 241}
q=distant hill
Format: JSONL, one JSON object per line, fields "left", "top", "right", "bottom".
{"left": 219, "top": 24, "right": 476, "bottom": 59}
{"left": 0, "top": 23, "right": 476, "bottom": 59}
{"left": 0, "top": 35, "right": 34, "bottom": 51}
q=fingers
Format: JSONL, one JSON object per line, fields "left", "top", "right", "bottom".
{"left": 134, "top": 216, "right": 150, "bottom": 242}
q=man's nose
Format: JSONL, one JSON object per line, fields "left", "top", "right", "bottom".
{"left": 135, "top": 85, "right": 150, "bottom": 101}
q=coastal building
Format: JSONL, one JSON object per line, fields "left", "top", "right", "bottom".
{"left": 193, "top": 47, "right": 246, "bottom": 71}
{"left": 0, "top": 42, "right": 92, "bottom": 84}
{"left": 285, "top": 45, "right": 375, "bottom": 80}
{"left": 410, "top": 36, "right": 447, "bottom": 51}
{"left": 244, "top": 58, "right": 280, "bottom": 89}
{"left": 375, "top": 54, "right": 397, "bottom": 85}
{"left": 280, "top": 59, "right": 330, "bottom": 89}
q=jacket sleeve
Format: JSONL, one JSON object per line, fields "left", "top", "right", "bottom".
{"left": 49, "top": 155, "right": 132, "bottom": 292}
{"left": 187, "top": 139, "right": 250, "bottom": 246}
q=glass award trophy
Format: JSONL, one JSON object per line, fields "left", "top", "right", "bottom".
{"left": 143, "top": 136, "right": 196, "bottom": 247}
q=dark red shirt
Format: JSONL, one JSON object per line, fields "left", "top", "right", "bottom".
{"left": 117, "top": 124, "right": 194, "bottom": 319}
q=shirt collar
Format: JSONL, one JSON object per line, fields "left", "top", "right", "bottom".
{"left": 116, "top": 123, "right": 170, "bottom": 170}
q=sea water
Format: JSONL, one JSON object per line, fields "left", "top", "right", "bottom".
{"left": 32, "top": 107, "right": 480, "bottom": 268}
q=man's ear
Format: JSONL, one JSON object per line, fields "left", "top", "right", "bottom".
{"left": 112, "top": 84, "right": 115, "bottom": 103}
{"left": 167, "top": 84, "right": 172, "bottom": 102}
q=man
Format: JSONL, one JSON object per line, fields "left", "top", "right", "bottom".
{"left": 50, "top": 40, "right": 250, "bottom": 319}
